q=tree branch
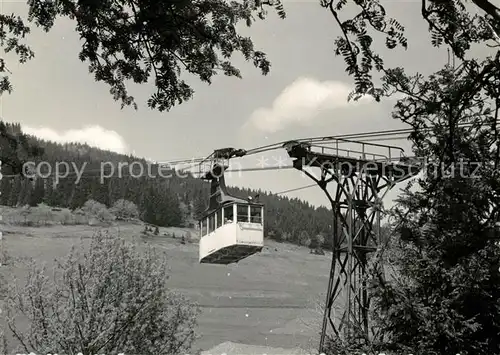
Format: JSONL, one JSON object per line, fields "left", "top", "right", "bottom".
{"left": 471, "top": 0, "right": 500, "bottom": 22}
{"left": 485, "top": 20, "right": 500, "bottom": 47}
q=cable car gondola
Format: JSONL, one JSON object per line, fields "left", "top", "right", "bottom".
{"left": 198, "top": 148, "right": 264, "bottom": 264}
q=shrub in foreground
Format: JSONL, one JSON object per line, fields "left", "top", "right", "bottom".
{"left": 3, "top": 231, "right": 199, "bottom": 355}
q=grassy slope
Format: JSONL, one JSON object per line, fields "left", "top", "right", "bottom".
{"left": 0, "top": 207, "right": 334, "bottom": 353}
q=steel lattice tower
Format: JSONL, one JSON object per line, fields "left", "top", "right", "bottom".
{"left": 283, "top": 139, "right": 420, "bottom": 353}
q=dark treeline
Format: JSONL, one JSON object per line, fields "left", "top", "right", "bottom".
{"left": 0, "top": 122, "right": 333, "bottom": 247}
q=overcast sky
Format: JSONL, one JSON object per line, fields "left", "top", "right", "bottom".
{"left": 0, "top": 0, "right": 485, "bottom": 207}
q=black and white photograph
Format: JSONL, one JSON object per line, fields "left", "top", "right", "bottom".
{"left": 0, "top": 0, "right": 499, "bottom": 354}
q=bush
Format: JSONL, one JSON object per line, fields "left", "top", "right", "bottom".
{"left": 39, "top": 203, "right": 55, "bottom": 225}
{"left": 60, "top": 209, "right": 74, "bottom": 225}
{"left": 110, "top": 199, "right": 139, "bottom": 221}
{"left": 322, "top": 336, "right": 400, "bottom": 355}
{"left": 298, "top": 231, "right": 311, "bottom": 247}
{"left": 18, "top": 205, "right": 31, "bottom": 225}
{"left": 72, "top": 208, "right": 89, "bottom": 225}
{"left": 309, "top": 234, "right": 325, "bottom": 255}
{"left": 3, "top": 231, "right": 199, "bottom": 355}
{"left": 315, "top": 234, "right": 325, "bottom": 247}
{"left": 82, "top": 199, "right": 114, "bottom": 222}
{"left": 276, "top": 231, "right": 290, "bottom": 243}
{"left": 0, "top": 243, "right": 11, "bottom": 268}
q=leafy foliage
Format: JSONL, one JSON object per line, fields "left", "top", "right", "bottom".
{"left": 82, "top": 199, "right": 115, "bottom": 222}
{"left": 365, "top": 64, "right": 500, "bottom": 354}
{"left": 3, "top": 231, "right": 200, "bottom": 355}
{"left": 110, "top": 198, "right": 140, "bottom": 220}
{"left": 298, "top": 230, "right": 311, "bottom": 247}
{"left": 1, "top": 0, "right": 285, "bottom": 111}
{"left": 326, "top": 0, "right": 500, "bottom": 101}
{"left": 323, "top": 1, "right": 500, "bottom": 353}
{"left": 0, "top": 13, "right": 34, "bottom": 94}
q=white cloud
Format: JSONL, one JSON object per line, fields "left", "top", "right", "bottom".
{"left": 22, "top": 125, "right": 129, "bottom": 154}
{"left": 246, "top": 77, "right": 372, "bottom": 133}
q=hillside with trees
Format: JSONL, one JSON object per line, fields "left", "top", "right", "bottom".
{"left": 0, "top": 121, "right": 332, "bottom": 247}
